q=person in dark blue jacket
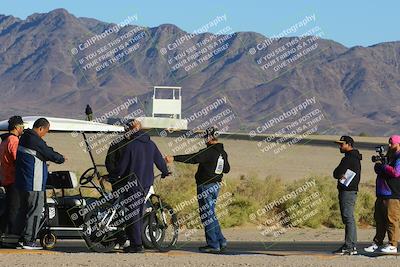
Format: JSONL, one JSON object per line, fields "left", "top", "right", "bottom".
{"left": 114, "top": 119, "right": 170, "bottom": 253}
{"left": 15, "top": 118, "right": 65, "bottom": 250}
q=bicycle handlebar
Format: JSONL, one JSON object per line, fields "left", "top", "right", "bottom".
{"left": 154, "top": 172, "right": 172, "bottom": 179}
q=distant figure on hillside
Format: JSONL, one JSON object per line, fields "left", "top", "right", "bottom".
{"left": 85, "top": 105, "right": 93, "bottom": 121}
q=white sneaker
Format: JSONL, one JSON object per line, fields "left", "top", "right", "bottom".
{"left": 114, "top": 240, "right": 130, "bottom": 250}
{"left": 22, "top": 241, "right": 43, "bottom": 250}
{"left": 364, "top": 243, "right": 379, "bottom": 253}
{"left": 380, "top": 244, "right": 398, "bottom": 254}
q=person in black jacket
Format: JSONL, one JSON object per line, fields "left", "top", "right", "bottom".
{"left": 332, "top": 136, "right": 362, "bottom": 255}
{"left": 166, "top": 127, "right": 230, "bottom": 253}
{"left": 85, "top": 105, "right": 93, "bottom": 121}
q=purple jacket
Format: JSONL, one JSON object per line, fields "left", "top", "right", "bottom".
{"left": 375, "top": 151, "right": 400, "bottom": 199}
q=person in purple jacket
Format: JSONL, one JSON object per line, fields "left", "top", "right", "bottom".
{"left": 364, "top": 135, "right": 400, "bottom": 254}
{"left": 114, "top": 119, "right": 170, "bottom": 253}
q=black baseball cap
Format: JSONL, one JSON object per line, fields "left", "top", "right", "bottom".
{"left": 204, "top": 126, "right": 219, "bottom": 139}
{"left": 334, "top": 135, "right": 354, "bottom": 146}
{"left": 8, "top": 116, "right": 24, "bottom": 131}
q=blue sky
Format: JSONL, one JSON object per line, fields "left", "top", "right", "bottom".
{"left": 1, "top": 0, "right": 398, "bottom": 47}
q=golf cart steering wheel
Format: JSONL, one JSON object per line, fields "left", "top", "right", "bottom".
{"left": 79, "top": 167, "right": 97, "bottom": 186}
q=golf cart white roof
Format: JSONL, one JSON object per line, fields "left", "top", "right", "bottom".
{"left": 0, "top": 116, "right": 124, "bottom": 132}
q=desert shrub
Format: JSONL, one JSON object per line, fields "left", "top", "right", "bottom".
{"left": 219, "top": 196, "right": 258, "bottom": 228}
{"left": 79, "top": 162, "right": 376, "bottom": 230}
{"left": 355, "top": 182, "right": 376, "bottom": 226}
{"left": 279, "top": 176, "right": 339, "bottom": 228}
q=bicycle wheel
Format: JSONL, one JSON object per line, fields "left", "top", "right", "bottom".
{"left": 142, "top": 214, "right": 155, "bottom": 249}
{"left": 82, "top": 202, "right": 118, "bottom": 252}
{"left": 149, "top": 202, "right": 179, "bottom": 252}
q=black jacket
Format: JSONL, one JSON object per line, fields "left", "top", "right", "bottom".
{"left": 174, "top": 143, "right": 230, "bottom": 185}
{"left": 0, "top": 133, "right": 12, "bottom": 141}
{"left": 333, "top": 149, "right": 362, "bottom": 191}
{"left": 105, "top": 135, "right": 129, "bottom": 185}
{"left": 85, "top": 106, "right": 93, "bottom": 115}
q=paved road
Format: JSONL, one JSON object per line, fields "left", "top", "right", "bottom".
{"left": 2, "top": 239, "right": 400, "bottom": 258}
{"left": 42, "top": 240, "right": 378, "bottom": 256}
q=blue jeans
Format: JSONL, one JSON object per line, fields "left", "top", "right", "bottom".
{"left": 197, "top": 183, "right": 226, "bottom": 249}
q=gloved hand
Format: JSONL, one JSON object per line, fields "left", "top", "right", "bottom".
{"left": 161, "top": 172, "right": 172, "bottom": 179}
{"left": 374, "top": 163, "right": 384, "bottom": 174}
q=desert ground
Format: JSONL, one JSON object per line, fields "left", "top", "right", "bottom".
{"left": 43, "top": 133, "right": 385, "bottom": 183}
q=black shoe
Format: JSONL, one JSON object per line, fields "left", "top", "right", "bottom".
{"left": 333, "top": 245, "right": 357, "bottom": 255}
{"left": 123, "top": 245, "right": 144, "bottom": 253}
{"left": 220, "top": 242, "right": 227, "bottom": 252}
{"left": 199, "top": 246, "right": 221, "bottom": 254}
{"left": 333, "top": 245, "right": 347, "bottom": 255}
{"left": 346, "top": 247, "right": 358, "bottom": 255}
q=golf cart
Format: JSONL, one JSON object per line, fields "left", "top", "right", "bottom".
{"left": 0, "top": 116, "right": 178, "bottom": 252}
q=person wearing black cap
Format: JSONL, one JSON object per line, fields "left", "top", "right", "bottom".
{"left": 0, "top": 116, "right": 25, "bottom": 238}
{"left": 332, "top": 135, "right": 362, "bottom": 255}
{"left": 165, "top": 126, "right": 231, "bottom": 253}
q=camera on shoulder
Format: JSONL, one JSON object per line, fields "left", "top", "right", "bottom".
{"left": 371, "top": 145, "right": 389, "bottom": 164}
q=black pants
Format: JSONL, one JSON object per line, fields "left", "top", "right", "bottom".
{"left": 0, "top": 187, "right": 6, "bottom": 234}
{"left": 124, "top": 187, "right": 149, "bottom": 246}
{"left": 0, "top": 184, "right": 24, "bottom": 235}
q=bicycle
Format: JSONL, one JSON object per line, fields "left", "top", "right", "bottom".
{"left": 80, "top": 171, "right": 179, "bottom": 252}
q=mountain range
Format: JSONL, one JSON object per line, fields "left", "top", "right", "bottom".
{"left": 0, "top": 8, "right": 399, "bottom": 136}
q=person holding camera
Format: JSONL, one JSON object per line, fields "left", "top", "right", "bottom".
{"left": 364, "top": 135, "right": 400, "bottom": 254}
{"left": 332, "top": 136, "right": 362, "bottom": 255}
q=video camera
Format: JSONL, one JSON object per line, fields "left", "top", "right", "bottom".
{"left": 371, "top": 145, "right": 389, "bottom": 164}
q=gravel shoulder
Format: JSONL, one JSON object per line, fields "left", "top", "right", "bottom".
{"left": 2, "top": 227, "right": 400, "bottom": 267}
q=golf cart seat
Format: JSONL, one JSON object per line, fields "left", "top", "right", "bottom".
{"left": 47, "top": 171, "right": 79, "bottom": 189}
{"left": 46, "top": 171, "right": 86, "bottom": 206}
{"left": 56, "top": 196, "right": 86, "bottom": 206}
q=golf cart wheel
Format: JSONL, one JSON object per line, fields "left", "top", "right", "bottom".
{"left": 40, "top": 232, "right": 57, "bottom": 250}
